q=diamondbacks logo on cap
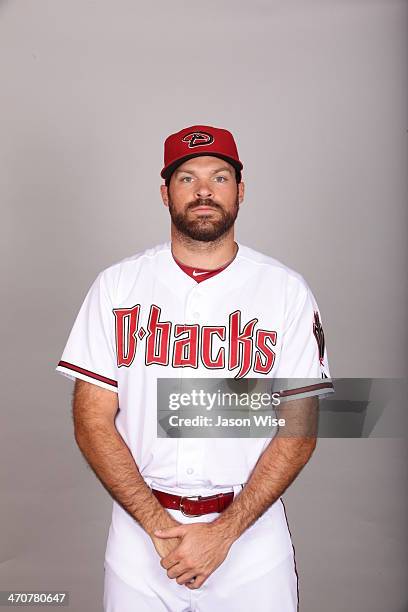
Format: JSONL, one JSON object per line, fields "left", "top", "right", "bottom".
{"left": 182, "top": 131, "right": 214, "bottom": 148}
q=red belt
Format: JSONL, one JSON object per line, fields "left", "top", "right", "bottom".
{"left": 152, "top": 488, "right": 234, "bottom": 517}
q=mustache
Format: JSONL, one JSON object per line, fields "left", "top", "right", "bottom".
{"left": 188, "top": 199, "right": 221, "bottom": 210}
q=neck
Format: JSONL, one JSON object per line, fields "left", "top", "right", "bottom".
{"left": 170, "top": 228, "right": 238, "bottom": 270}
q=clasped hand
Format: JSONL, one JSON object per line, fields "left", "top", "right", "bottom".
{"left": 154, "top": 522, "right": 234, "bottom": 589}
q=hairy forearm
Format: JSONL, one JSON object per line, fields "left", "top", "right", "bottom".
{"left": 74, "top": 421, "right": 177, "bottom": 536}
{"left": 213, "top": 432, "right": 316, "bottom": 541}
{"left": 214, "top": 436, "right": 316, "bottom": 539}
{"left": 212, "top": 396, "right": 319, "bottom": 540}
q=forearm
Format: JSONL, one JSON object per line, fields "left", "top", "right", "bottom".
{"left": 75, "top": 422, "right": 177, "bottom": 536}
{"left": 154, "top": 431, "right": 317, "bottom": 586}
{"left": 213, "top": 434, "right": 316, "bottom": 541}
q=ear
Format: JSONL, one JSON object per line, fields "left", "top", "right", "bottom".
{"left": 238, "top": 181, "right": 245, "bottom": 205}
{"left": 160, "top": 184, "right": 169, "bottom": 208}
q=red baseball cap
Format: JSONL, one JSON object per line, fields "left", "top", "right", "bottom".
{"left": 161, "top": 124, "right": 243, "bottom": 182}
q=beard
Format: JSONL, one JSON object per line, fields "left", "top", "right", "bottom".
{"left": 168, "top": 195, "right": 240, "bottom": 242}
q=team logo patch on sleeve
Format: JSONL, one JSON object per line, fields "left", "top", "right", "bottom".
{"left": 313, "top": 310, "right": 325, "bottom": 365}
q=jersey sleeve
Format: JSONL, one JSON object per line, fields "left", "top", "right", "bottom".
{"left": 273, "top": 279, "right": 334, "bottom": 402}
{"left": 55, "top": 270, "right": 118, "bottom": 393}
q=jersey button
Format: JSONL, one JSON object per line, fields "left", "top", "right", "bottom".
{"left": 192, "top": 311, "right": 200, "bottom": 318}
{"left": 186, "top": 468, "right": 194, "bottom": 475}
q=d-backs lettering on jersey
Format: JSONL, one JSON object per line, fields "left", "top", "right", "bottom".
{"left": 113, "top": 304, "right": 277, "bottom": 379}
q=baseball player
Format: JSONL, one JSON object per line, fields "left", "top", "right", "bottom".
{"left": 56, "top": 124, "right": 334, "bottom": 611}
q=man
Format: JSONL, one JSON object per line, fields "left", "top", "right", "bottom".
{"left": 56, "top": 124, "right": 334, "bottom": 611}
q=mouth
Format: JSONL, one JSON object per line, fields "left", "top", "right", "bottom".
{"left": 191, "top": 206, "right": 219, "bottom": 213}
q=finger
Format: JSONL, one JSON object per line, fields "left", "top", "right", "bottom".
{"left": 176, "top": 572, "right": 198, "bottom": 586}
{"left": 167, "top": 563, "right": 188, "bottom": 579}
{"left": 186, "top": 574, "right": 206, "bottom": 590}
{"left": 154, "top": 526, "right": 186, "bottom": 539}
{"left": 160, "top": 554, "right": 180, "bottom": 570}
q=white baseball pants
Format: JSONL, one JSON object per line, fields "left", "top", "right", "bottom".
{"left": 103, "top": 491, "right": 298, "bottom": 612}
{"left": 104, "top": 553, "right": 297, "bottom": 611}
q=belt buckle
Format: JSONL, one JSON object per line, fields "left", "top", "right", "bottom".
{"left": 179, "top": 495, "right": 202, "bottom": 517}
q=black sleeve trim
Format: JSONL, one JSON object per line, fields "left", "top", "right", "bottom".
{"left": 278, "top": 381, "right": 334, "bottom": 398}
{"left": 57, "top": 360, "right": 118, "bottom": 388}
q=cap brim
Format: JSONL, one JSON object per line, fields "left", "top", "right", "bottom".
{"left": 161, "top": 152, "right": 243, "bottom": 180}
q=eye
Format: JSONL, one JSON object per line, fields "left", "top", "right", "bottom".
{"left": 214, "top": 176, "right": 227, "bottom": 183}
{"left": 181, "top": 176, "right": 193, "bottom": 183}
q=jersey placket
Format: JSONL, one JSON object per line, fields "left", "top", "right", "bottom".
{"left": 175, "top": 282, "right": 208, "bottom": 487}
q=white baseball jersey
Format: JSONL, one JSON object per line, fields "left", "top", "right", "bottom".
{"left": 56, "top": 240, "right": 334, "bottom": 590}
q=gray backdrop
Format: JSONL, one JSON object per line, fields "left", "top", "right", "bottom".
{"left": 1, "top": 1, "right": 407, "bottom": 611}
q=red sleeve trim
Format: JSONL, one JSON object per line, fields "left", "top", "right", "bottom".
{"left": 278, "top": 381, "right": 334, "bottom": 398}
{"left": 58, "top": 361, "right": 118, "bottom": 388}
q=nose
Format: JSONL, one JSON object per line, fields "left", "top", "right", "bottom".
{"left": 194, "top": 178, "right": 213, "bottom": 200}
